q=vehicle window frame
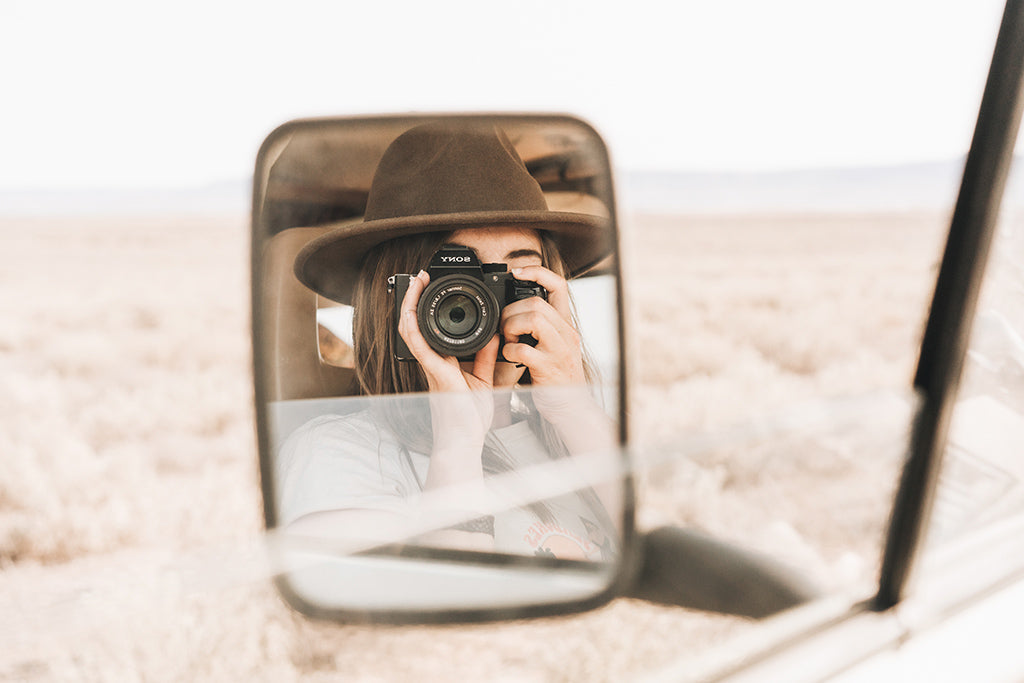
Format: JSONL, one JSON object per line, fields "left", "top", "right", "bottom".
{"left": 874, "top": 0, "right": 1024, "bottom": 610}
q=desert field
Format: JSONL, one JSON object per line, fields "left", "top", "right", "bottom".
{"left": 1, "top": 210, "right": 953, "bottom": 681}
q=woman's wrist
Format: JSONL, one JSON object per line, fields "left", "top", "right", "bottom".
{"left": 431, "top": 438, "right": 486, "bottom": 461}
{"left": 534, "top": 387, "right": 605, "bottom": 428}
{"left": 546, "top": 399, "right": 615, "bottom": 448}
{"left": 423, "top": 439, "right": 487, "bottom": 491}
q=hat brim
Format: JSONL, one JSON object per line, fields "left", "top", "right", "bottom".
{"left": 294, "top": 209, "right": 612, "bottom": 304}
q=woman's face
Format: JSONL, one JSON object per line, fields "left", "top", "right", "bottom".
{"left": 446, "top": 226, "right": 544, "bottom": 386}
{"left": 445, "top": 226, "right": 544, "bottom": 271}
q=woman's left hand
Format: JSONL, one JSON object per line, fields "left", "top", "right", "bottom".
{"left": 499, "top": 265, "right": 592, "bottom": 425}
{"left": 500, "top": 265, "right": 619, "bottom": 524}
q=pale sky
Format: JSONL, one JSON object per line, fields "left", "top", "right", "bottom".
{"left": 0, "top": 0, "right": 1011, "bottom": 189}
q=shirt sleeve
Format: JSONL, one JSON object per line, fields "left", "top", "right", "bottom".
{"left": 274, "top": 413, "right": 418, "bottom": 526}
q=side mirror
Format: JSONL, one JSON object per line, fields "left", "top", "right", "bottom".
{"left": 251, "top": 114, "right": 636, "bottom": 621}
{"left": 251, "top": 113, "right": 819, "bottom": 623}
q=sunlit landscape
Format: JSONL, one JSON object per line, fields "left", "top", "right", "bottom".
{"left": 1, "top": 199, "right": 973, "bottom": 679}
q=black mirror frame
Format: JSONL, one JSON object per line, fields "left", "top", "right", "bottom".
{"left": 250, "top": 112, "right": 638, "bottom": 624}
{"left": 875, "top": 0, "right": 1024, "bottom": 609}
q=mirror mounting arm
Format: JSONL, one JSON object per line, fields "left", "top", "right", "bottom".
{"left": 624, "top": 526, "right": 823, "bottom": 619}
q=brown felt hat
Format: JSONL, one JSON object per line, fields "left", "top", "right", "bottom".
{"left": 294, "top": 122, "right": 612, "bottom": 304}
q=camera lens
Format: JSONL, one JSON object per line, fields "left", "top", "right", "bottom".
{"left": 418, "top": 275, "right": 500, "bottom": 357}
{"left": 435, "top": 292, "right": 479, "bottom": 338}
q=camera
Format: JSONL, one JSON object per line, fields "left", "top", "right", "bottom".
{"left": 387, "top": 245, "right": 547, "bottom": 362}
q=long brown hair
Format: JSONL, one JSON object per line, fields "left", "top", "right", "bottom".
{"left": 351, "top": 231, "right": 449, "bottom": 397}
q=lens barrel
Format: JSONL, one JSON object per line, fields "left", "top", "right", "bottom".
{"left": 417, "top": 275, "right": 500, "bottom": 357}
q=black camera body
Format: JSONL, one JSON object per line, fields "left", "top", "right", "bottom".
{"left": 387, "top": 245, "right": 547, "bottom": 362}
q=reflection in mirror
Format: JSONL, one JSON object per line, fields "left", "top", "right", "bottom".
{"left": 252, "top": 115, "right": 626, "bottom": 619}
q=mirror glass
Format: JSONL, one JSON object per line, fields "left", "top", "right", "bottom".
{"left": 251, "top": 115, "right": 627, "bottom": 619}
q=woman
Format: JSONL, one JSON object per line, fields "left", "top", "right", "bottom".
{"left": 276, "top": 122, "right": 619, "bottom": 559}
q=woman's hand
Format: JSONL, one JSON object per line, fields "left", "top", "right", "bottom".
{"left": 498, "top": 266, "right": 596, "bottom": 425}
{"left": 398, "top": 270, "right": 499, "bottom": 451}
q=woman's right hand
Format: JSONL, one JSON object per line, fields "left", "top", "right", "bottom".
{"left": 398, "top": 270, "right": 499, "bottom": 451}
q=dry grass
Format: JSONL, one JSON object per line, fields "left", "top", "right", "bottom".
{"left": 0, "top": 210, "right": 951, "bottom": 681}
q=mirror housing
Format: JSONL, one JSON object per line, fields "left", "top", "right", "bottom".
{"left": 252, "top": 114, "right": 637, "bottom": 622}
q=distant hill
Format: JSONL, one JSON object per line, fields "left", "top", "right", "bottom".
{"left": 0, "top": 179, "right": 252, "bottom": 216}
{"left": 2, "top": 158, "right": 1023, "bottom": 216}
{"left": 622, "top": 157, "right": 1024, "bottom": 214}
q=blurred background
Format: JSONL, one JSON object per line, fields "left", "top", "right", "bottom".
{"left": 2, "top": 1, "right": 1021, "bottom": 680}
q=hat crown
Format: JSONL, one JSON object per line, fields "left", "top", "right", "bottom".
{"left": 364, "top": 124, "right": 549, "bottom": 221}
